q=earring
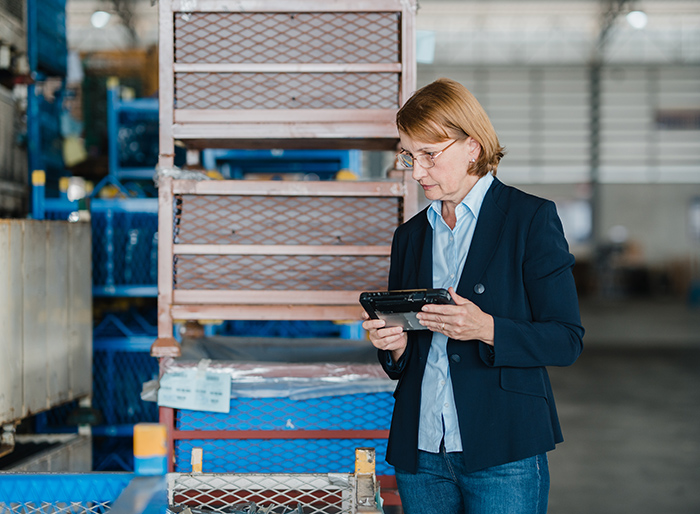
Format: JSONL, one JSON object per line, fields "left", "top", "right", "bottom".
{"left": 470, "top": 158, "right": 476, "bottom": 163}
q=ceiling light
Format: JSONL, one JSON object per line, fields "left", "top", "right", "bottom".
{"left": 91, "top": 11, "right": 111, "bottom": 29}
{"left": 626, "top": 10, "right": 648, "bottom": 30}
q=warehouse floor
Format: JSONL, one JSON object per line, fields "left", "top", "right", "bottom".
{"left": 386, "top": 297, "right": 700, "bottom": 514}
{"left": 546, "top": 298, "right": 700, "bottom": 514}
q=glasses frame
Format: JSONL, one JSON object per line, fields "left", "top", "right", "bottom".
{"left": 397, "top": 139, "right": 459, "bottom": 169}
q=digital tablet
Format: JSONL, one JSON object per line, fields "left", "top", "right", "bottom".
{"left": 360, "top": 288, "right": 455, "bottom": 331}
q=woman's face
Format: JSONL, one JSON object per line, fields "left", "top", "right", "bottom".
{"left": 399, "top": 133, "right": 481, "bottom": 206}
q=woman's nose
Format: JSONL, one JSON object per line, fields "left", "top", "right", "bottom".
{"left": 412, "top": 162, "right": 427, "bottom": 181}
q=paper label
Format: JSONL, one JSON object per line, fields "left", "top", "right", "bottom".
{"left": 157, "top": 369, "right": 231, "bottom": 413}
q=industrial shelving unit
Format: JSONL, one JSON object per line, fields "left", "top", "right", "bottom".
{"left": 26, "top": 0, "right": 69, "bottom": 199}
{"left": 153, "top": 2, "right": 417, "bottom": 511}
{"left": 107, "top": 82, "right": 160, "bottom": 182}
{"left": 34, "top": 83, "right": 161, "bottom": 471}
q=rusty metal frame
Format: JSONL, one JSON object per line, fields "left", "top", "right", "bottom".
{"left": 153, "top": 172, "right": 418, "bottom": 356}
{"left": 158, "top": 0, "right": 417, "bottom": 165}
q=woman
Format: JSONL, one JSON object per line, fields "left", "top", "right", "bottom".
{"left": 362, "top": 78, "right": 584, "bottom": 514}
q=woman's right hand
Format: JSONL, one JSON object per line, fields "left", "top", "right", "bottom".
{"left": 362, "top": 313, "right": 408, "bottom": 361}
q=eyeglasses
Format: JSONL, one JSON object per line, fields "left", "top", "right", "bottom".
{"left": 397, "top": 139, "right": 458, "bottom": 169}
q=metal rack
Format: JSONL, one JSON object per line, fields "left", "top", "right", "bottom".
{"left": 152, "top": 174, "right": 417, "bottom": 356}
{"left": 157, "top": 0, "right": 417, "bottom": 162}
{"left": 107, "top": 83, "right": 160, "bottom": 181}
{"left": 25, "top": 0, "right": 69, "bottom": 197}
{"left": 152, "top": 3, "right": 417, "bottom": 509}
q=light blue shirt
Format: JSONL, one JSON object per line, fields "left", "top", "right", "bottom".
{"left": 418, "top": 173, "right": 493, "bottom": 453}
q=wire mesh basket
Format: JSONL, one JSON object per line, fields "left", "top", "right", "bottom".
{"left": 168, "top": 473, "right": 378, "bottom": 514}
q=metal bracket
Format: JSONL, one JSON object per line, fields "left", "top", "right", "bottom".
{"left": 354, "top": 448, "right": 383, "bottom": 514}
{"left": 0, "top": 423, "right": 16, "bottom": 459}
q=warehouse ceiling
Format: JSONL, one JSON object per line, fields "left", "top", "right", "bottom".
{"left": 66, "top": 0, "right": 700, "bottom": 65}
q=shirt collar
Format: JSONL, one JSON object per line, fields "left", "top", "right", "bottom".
{"left": 427, "top": 173, "right": 494, "bottom": 228}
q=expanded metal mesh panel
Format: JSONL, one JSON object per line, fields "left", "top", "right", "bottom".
{"left": 174, "top": 12, "right": 400, "bottom": 64}
{"left": 175, "top": 72, "right": 399, "bottom": 110}
{"left": 174, "top": 439, "right": 392, "bottom": 475}
{"left": 0, "top": 474, "right": 131, "bottom": 514}
{"left": 174, "top": 254, "right": 389, "bottom": 291}
{"left": 170, "top": 473, "right": 358, "bottom": 514}
{"left": 0, "top": 501, "right": 111, "bottom": 513}
{"left": 0, "top": 0, "right": 23, "bottom": 22}
{"left": 174, "top": 195, "right": 400, "bottom": 246}
{"left": 176, "top": 393, "right": 393, "bottom": 431}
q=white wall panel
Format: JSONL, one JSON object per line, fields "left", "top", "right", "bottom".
{"left": 46, "top": 223, "right": 70, "bottom": 406}
{"left": 418, "top": 64, "right": 699, "bottom": 184}
{"left": 68, "top": 222, "right": 93, "bottom": 398}
{"left": 0, "top": 220, "right": 92, "bottom": 426}
{"left": 22, "top": 222, "right": 49, "bottom": 415}
{"left": 0, "top": 222, "right": 23, "bottom": 424}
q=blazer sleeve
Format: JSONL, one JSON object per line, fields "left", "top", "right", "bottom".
{"left": 486, "top": 200, "right": 584, "bottom": 368}
{"left": 378, "top": 224, "right": 411, "bottom": 379}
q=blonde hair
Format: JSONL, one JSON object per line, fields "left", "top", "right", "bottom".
{"left": 396, "top": 78, "right": 505, "bottom": 177}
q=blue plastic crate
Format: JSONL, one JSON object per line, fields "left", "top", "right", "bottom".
{"left": 93, "top": 309, "right": 159, "bottom": 430}
{"left": 91, "top": 199, "right": 159, "bottom": 296}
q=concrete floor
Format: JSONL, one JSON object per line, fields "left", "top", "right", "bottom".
{"left": 547, "top": 299, "right": 700, "bottom": 514}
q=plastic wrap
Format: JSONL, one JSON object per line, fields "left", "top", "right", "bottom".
{"left": 154, "top": 166, "right": 211, "bottom": 188}
{"left": 148, "top": 336, "right": 395, "bottom": 401}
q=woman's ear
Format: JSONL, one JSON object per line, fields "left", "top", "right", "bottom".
{"left": 468, "top": 137, "right": 482, "bottom": 160}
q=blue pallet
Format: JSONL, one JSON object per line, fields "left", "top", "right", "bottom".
{"left": 174, "top": 438, "right": 393, "bottom": 475}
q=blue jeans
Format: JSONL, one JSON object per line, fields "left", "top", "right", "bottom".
{"left": 395, "top": 450, "right": 550, "bottom": 514}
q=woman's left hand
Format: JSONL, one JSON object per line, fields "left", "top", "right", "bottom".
{"left": 416, "top": 287, "right": 495, "bottom": 346}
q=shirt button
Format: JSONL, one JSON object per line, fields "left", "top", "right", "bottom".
{"left": 444, "top": 403, "right": 449, "bottom": 408}
{"left": 440, "top": 380, "right": 446, "bottom": 386}
{"left": 450, "top": 273, "right": 455, "bottom": 279}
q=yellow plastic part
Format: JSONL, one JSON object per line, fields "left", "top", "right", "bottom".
{"left": 59, "top": 176, "right": 70, "bottom": 192}
{"left": 133, "top": 423, "right": 167, "bottom": 458}
{"left": 191, "top": 447, "right": 203, "bottom": 473}
{"left": 355, "top": 447, "right": 376, "bottom": 475}
{"left": 32, "top": 170, "right": 46, "bottom": 186}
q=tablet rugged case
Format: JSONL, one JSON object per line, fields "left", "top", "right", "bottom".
{"left": 360, "top": 289, "right": 454, "bottom": 331}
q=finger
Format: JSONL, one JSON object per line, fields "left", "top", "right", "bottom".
{"left": 417, "top": 314, "right": 446, "bottom": 332}
{"left": 420, "top": 302, "right": 461, "bottom": 315}
{"left": 370, "top": 330, "right": 406, "bottom": 350}
{"left": 362, "top": 318, "right": 386, "bottom": 331}
{"left": 376, "top": 325, "right": 405, "bottom": 338}
{"left": 447, "top": 286, "right": 468, "bottom": 305}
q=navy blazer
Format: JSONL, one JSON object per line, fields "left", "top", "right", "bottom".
{"left": 379, "top": 177, "right": 585, "bottom": 474}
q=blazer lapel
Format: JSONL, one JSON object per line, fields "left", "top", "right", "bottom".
{"left": 408, "top": 210, "right": 434, "bottom": 290}
{"left": 456, "top": 178, "right": 506, "bottom": 300}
